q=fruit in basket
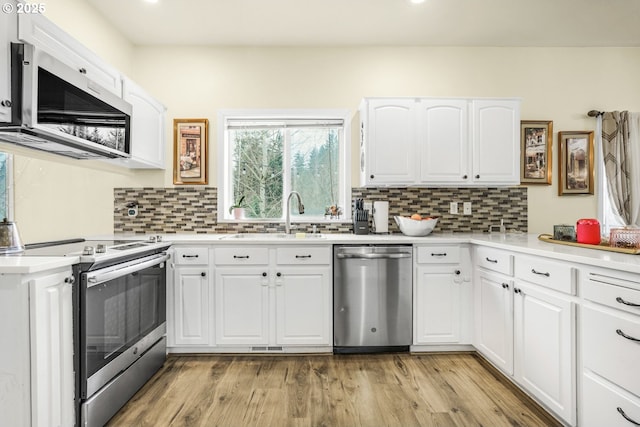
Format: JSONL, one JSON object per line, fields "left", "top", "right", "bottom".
{"left": 410, "top": 214, "right": 422, "bottom": 220}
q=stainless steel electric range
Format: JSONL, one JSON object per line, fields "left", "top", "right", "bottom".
{"left": 22, "top": 237, "right": 171, "bottom": 427}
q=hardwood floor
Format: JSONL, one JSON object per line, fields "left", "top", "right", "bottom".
{"left": 107, "top": 353, "right": 561, "bottom": 427}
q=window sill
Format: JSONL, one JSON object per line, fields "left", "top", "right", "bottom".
{"left": 217, "top": 218, "right": 352, "bottom": 225}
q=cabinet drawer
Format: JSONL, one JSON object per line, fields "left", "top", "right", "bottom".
{"left": 475, "top": 246, "right": 513, "bottom": 275}
{"left": 214, "top": 247, "right": 269, "bottom": 265}
{"left": 514, "top": 255, "right": 574, "bottom": 294}
{"left": 276, "top": 247, "right": 331, "bottom": 265}
{"left": 173, "top": 247, "right": 209, "bottom": 265}
{"left": 583, "top": 305, "right": 640, "bottom": 397}
{"left": 584, "top": 271, "right": 640, "bottom": 316}
{"left": 583, "top": 371, "right": 640, "bottom": 427}
{"left": 416, "top": 246, "right": 460, "bottom": 264}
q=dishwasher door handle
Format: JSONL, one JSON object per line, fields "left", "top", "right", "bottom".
{"left": 336, "top": 252, "right": 412, "bottom": 259}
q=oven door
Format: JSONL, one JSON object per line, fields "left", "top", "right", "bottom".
{"left": 80, "top": 252, "right": 168, "bottom": 399}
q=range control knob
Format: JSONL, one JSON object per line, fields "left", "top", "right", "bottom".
{"left": 96, "top": 244, "right": 107, "bottom": 253}
{"left": 83, "top": 246, "right": 95, "bottom": 256}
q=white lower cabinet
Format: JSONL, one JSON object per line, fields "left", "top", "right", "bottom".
{"left": 474, "top": 268, "right": 514, "bottom": 374}
{"left": 0, "top": 267, "right": 75, "bottom": 427}
{"left": 474, "top": 247, "right": 576, "bottom": 426}
{"left": 413, "top": 245, "right": 472, "bottom": 346}
{"left": 168, "top": 246, "right": 214, "bottom": 350}
{"left": 215, "top": 267, "right": 270, "bottom": 346}
{"left": 214, "top": 245, "right": 332, "bottom": 351}
{"left": 513, "top": 281, "right": 575, "bottom": 425}
{"left": 581, "top": 267, "right": 640, "bottom": 426}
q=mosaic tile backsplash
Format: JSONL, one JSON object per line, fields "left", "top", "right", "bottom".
{"left": 114, "top": 187, "right": 527, "bottom": 234}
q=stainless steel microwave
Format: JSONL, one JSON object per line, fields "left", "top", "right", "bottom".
{"left": 0, "top": 43, "right": 132, "bottom": 159}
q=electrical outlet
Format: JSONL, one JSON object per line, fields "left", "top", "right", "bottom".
{"left": 449, "top": 202, "right": 458, "bottom": 215}
{"left": 463, "top": 202, "right": 472, "bottom": 215}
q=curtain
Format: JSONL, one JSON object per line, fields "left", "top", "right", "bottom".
{"left": 600, "top": 111, "right": 640, "bottom": 225}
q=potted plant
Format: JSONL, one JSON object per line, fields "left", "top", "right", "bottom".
{"left": 229, "top": 195, "right": 246, "bottom": 219}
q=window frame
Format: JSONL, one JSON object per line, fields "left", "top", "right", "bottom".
{"left": 217, "top": 109, "right": 351, "bottom": 223}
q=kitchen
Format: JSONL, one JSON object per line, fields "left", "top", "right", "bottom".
{"left": 1, "top": 0, "right": 640, "bottom": 426}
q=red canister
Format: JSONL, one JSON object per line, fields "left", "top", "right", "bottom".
{"left": 576, "top": 218, "right": 601, "bottom": 245}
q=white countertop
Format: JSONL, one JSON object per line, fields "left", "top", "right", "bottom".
{"left": 3, "top": 232, "right": 640, "bottom": 275}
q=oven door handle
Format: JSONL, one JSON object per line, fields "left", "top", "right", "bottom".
{"left": 86, "top": 253, "right": 169, "bottom": 287}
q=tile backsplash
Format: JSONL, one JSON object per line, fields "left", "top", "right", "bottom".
{"left": 114, "top": 186, "right": 527, "bottom": 234}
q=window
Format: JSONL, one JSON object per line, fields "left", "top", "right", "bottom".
{"left": 218, "top": 110, "right": 350, "bottom": 221}
{"left": 0, "top": 152, "right": 12, "bottom": 220}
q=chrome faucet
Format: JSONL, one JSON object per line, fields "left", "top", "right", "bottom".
{"left": 286, "top": 191, "right": 305, "bottom": 234}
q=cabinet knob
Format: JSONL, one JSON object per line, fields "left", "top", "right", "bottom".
{"left": 462, "top": 175, "right": 468, "bottom": 179}
{"left": 475, "top": 174, "right": 480, "bottom": 179}
{"left": 262, "top": 272, "right": 267, "bottom": 277}
{"left": 79, "top": 67, "right": 87, "bottom": 74}
{"left": 276, "top": 272, "right": 282, "bottom": 277}
{"left": 0, "top": 100, "right": 12, "bottom": 107}
{"left": 370, "top": 174, "right": 375, "bottom": 179}
{"left": 64, "top": 276, "right": 75, "bottom": 284}
{"left": 502, "top": 283, "right": 509, "bottom": 289}
{"left": 454, "top": 270, "right": 461, "bottom": 275}
{"left": 201, "top": 272, "right": 206, "bottom": 277}
{"left": 514, "top": 288, "right": 521, "bottom": 294}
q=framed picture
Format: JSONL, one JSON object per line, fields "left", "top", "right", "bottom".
{"left": 173, "top": 119, "right": 208, "bottom": 185}
{"left": 520, "top": 120, "right": 553, "bottom": 184}
{"left": 558, "top": 131, "right": 594, "bottom": 195}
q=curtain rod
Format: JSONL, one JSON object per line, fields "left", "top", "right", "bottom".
{"left": 587, "top": 110, "right": 603, "bottom": 117}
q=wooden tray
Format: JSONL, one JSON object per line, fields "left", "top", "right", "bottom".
{"left": 538, "top": 233, "right": 640, "bottom": 255}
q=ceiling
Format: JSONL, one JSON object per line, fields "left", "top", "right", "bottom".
{"left": 84, "top": 0, "right": 640, "bottom": 47}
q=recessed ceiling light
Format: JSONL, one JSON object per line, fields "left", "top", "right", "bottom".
{"left": 409, "top": 0, "right": 426, "bottom": 4}
{"left": 144, "top": 0, "right": 159, "bottom": 3}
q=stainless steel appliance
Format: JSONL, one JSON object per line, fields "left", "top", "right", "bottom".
{"left": 0, "top": 43, "right": 132, "bottom": 159}
{"left": 21, "top": 238, "right": 170, "bottom": 427}
{"left": 333, "top": 245, "right": 412, "bottom": 353}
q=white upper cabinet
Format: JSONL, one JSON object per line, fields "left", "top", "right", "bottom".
{"left": 471, "top": 100, "right": 520, "bottom": 184}
{"left": 418, "top": 99, "right": 469, "bottom": 183}
{"left": 17, "top": 12, "right": 122, "bottom": 96}
{"left": 0, "top": 1, "right": 17, "bottom": 123}
{"left": 120, "top": 78, "right": 166, "bottom": 169}
{"left": 360, "top": 97, "right": 521, "bottom": 187}
{"left": 360, "top": 98, "right": 417, "bottom": 186}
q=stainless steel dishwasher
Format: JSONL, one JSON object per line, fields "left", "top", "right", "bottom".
{"left": 333, "top": 245, "right": 412, "bottom": 353}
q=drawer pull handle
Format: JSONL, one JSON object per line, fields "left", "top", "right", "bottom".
{"left": 616, "top": 329, "right": 640, "bottom": 342}
{"left": 183, "top": 254, "right": 199, "bottom": 258}
{"left": 485, "top": 257, "right": 498, "bottom": 263}
{"left": 295, "top": 255, "right": 312, "bottom": 259}
{"left": 531, "top": 269, "right": 550, "bottom": 277}
{"left": 501, "top": 283, "right": 509, "bottom": 289}
{"left": 431, "top": 253, "right": 448, "bottom": 257}
{"left": 233, "top": 255, "right": 250, "bottom": 259}
{"left": 616, "top": 297, "right": 640, "bottom": 307}
{"left": 617, "top": 407, "right": 640, "bottom": 425}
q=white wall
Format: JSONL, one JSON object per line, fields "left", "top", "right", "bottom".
{"left": 133, "top": 46, "right": 640, "bottom": 234}
{"left": 7, "top": 3, "right": 640, "bottom": 241}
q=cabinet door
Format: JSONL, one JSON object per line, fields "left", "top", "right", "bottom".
{"left": 362, "top": 99, "right": 417, "bottom": 185}
{"left": 275, "top": 267, "right": 332, "bottom": 346}
{"left": 418, "top": 99, "right": 469, "bottom": 184}
{"left": 474, "top": 269, "right": 514, "bottom": 374}
{"left": 471, "top": 100, "right": 520, "bottom": 184}
{"left": 172, "top": 267, "right": 211, "bottom": 346}
{"left": 0, "top": 2, "right": 16, "bottom": 123}
{"left": 18, "top": 13, "right": 122, "bottom": 95}
{"left": 415, "top": 266, "right": 461, "bottom": 344}
{"left": 121, "top": 78, "right": 166, "bottom": 169}
{"left": 29, "top": 269, "right": 75, "bottom": 427}
{"left": 514, "top": 281, "right": 575, "bottom": 425}
{"left": 215, "top": 268, "right": 269, "bottom": 346}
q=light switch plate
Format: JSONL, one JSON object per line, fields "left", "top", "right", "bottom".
{"left": 463, "top": 202, "right": 472, "bottom": 215}
{"left": 449, "top": 202, "right": 458, "bottom": 214}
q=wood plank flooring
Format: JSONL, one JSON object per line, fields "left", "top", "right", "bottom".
{"left": 107, "top": 353, "right": 561, "bottom": 427}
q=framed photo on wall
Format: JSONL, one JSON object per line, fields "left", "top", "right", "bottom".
{"left": 173, "top": 118, "right": 208, "bottom": 185}
{"left": 558, "top": 131, "right": 594, "bottom": 195}
{"left": 520, "top": 120, "right": 553, "bottom": 185}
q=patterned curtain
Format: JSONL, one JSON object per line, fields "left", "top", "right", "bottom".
{"left": 601, "top": 111, "right": 632, "bottom": 224}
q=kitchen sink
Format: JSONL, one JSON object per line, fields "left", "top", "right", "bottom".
{"left": 221, "top": 233, "right": 325, "bottom": 240}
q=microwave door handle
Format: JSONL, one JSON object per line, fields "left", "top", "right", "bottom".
{"left": 86, "top": 253, "right": 169, "bottom": 287}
